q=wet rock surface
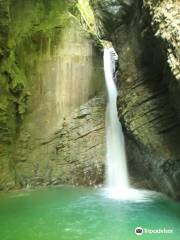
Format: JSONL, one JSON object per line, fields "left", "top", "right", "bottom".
{"left": 91, "top": 0, "right": 180, "bottom": 199}
{"left": 14, "top": 95, "right": 105, "bottom": 188}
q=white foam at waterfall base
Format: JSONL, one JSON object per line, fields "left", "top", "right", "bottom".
{"left": 104, "top": 187, "right": 160, "bottom": 202}
{"left": 103, "top": 47, "right": 153, "bottom": 201}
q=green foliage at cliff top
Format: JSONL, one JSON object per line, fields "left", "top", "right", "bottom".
{"left": 77, "top": 0, "right": 96, "bottom": 33}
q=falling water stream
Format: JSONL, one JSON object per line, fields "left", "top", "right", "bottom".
{"left": 103, "top": 47, "right": 149, "bottom": 200}
{"left": 104, "top": 48, "right": 129, "bottom": 191}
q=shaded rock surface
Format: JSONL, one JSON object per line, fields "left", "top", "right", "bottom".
{"left": 14, "top": 95, "right": 105, "bottom": 188}
{"left": 91, "top": 0, "right": 180, "bottom": 199}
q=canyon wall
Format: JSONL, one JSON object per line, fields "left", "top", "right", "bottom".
{"left": 14, "top": 96, "right": 105, "bottom": 188}
{"left": 0, "top": 0, "right": 105, "bottom": 190}
{"left": 90, "top": 0, "right": 180, "bottom": 199}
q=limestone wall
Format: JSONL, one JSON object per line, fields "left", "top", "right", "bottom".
{"left": 0, "top": 0, "right": 105, "bottom": 190}
{"left": 23, "top": 17, "right": 104, "bottom": 139}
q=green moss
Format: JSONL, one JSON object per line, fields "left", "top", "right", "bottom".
{"left": 0, "top": 0, "right": 77, "bottom": 189}
{"left": 0, "top": 0, "right": 101, "bottom": 137}
{"left": 76, "top": 0, "right": 103, "bottom": 50}
{"left": 77, "top": 0, "right": 96, "bottom": 32}
{"left": 0, "top": 0, "right": 106, "bottom": 190}
{"left": 9, "top": 0, "right": 68, "bottom": 43}
{"left": 4, "top": 0, "right": 72, "bottom": 119}
{"left": 0, "top": 0, "right": 75, "bottom": 148}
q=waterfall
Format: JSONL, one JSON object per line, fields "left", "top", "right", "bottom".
{"left": 104, "top": 47, "right": 129, "bottom": 195}
{"left": 103, "top": 47, "right": 154, "bottom": 201}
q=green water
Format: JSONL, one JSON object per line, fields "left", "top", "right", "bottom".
{"left": 0, "top": 187, "right": 180, "bottom": 240}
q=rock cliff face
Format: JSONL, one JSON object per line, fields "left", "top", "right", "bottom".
{"left": 90, "top": 0, "right": 180, "bottom": 199}
{"left": 0, "top": 0, "right": 105, "bottom": 190}
{"left": 14, "top": 95, "right": 105, "bottom": 188}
